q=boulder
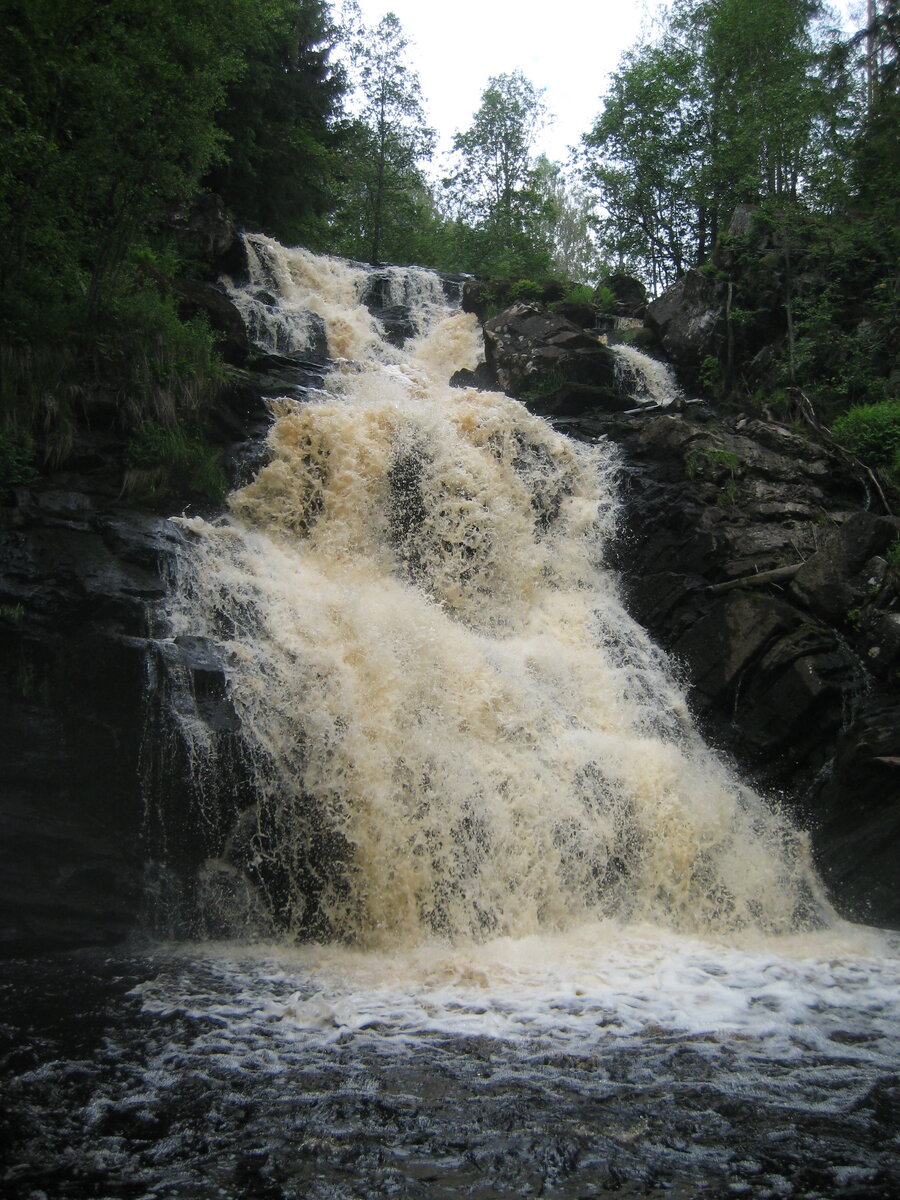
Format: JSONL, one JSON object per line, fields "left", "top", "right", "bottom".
{"left": 596, "top": 273, "right": 648, "bottom": 318}
{"left": 483, "top": 303, "right": 618, "bottom": 399}
{"left": 175, "top": 192, "right": 244, "bottom": 278}
{"left": 813, "top": 706, "right": 900, "bottom": 926}
{"left": 175, "top": 279, "right": 250, "bottom": 364}
{"left": 789, "top": 512, "right": 900, "bottom": 622}
{"left": 645, "top": 270, "right": 725, "bottom": 378}
{"left": 449, "top": 362, "right": 497, "bottom": 391}
{"left": 462, "top": 279, "right": 567, "bottom": 323}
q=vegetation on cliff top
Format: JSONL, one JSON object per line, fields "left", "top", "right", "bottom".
{"left": 0, "top": 0, "right": 897, "bottom": 491}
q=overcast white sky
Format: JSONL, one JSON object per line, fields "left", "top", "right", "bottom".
{"left": 352, "top": 0, "right": 862, "bottom": 170}
{"left": 353, "top": 0, "right": 666, "bottom": 167}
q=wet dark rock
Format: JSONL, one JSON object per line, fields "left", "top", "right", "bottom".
{"left": 789, "top": 512, "right": 900, "bottom": 622}
{"left": 174, "top": 192, "right": 241, "bottom": 276}
{"left": 449, "top": 362, "right": 496, "bottom": 391}
{"left": 0, "top": 497, "right": 181, "bottom": 955}
{"left": 645, "top": 270, "right": 725, "bottom": 382}
{"left": 483, "top": 303, "right": 619, "bottom": 399}
{"left": 596, "top": 273, "right": 648, "bottom": 318}
{"left": 813, "top": 706, "right": 900, "bottom": 925}
{"left": 171, "top": 280, "right": 248, "bottom": 365}
{"left": 552, "top": 300, "right": 597, "bottom": 328}
{"left": 527, "top": 382, "right": 637, "bottom": 418}
{"left": 560, "top": 403, "right": 900, "bottom": 926}
{"left": 0, "top": 422, "right": 262, "bottom": 953}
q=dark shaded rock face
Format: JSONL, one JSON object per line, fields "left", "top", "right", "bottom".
{"left": 564, "top": 405, "right": 900, "bottom": 927}
{"left": 0, "top": 493, "right": 171, "bottom": 955}
{"left": 175, "top": 279, "right": 250, "bottom": 365}
{"left": 0, "top": 485, "right": 249, "bottom": 956}
{"left": 645, "top": 271, "right": 724, "bottom": 381}
{"left": 174, "top": 192, "right": 244, "bottom": 279}
{"left": 596, "top": 273, "right": 648, "bottom": 318}
{"left": 482, "top": 303, "right": 621, "bottom": 408}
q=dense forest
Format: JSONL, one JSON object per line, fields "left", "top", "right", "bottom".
{"left": 0, "top": 0, "right": 897, "bottom": 494}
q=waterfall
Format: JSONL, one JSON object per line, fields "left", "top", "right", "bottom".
{"left": 611, "top": 342, "right": 682, "bottom": 406}
{"left": 164, "top": 239, "right": 830, "bottom": 948}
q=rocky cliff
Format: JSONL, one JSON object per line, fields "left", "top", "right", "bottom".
{"left": 478, "top": 292, "right": 900, "bottom": 929}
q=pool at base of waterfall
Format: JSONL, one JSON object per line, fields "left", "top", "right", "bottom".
{"left": 3, "top": 922, "right": 899, "bottom": 1200}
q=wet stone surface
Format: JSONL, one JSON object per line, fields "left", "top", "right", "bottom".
{"left": 1, "top": 947, "right": 899, "bottom": 1199}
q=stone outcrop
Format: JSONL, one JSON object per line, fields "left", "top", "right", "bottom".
{"left": 481, "top": 303, "right": 630, "bottom": 414}
{"left": 596, "top": 273, "right": 648, "bottom": 318}
{"left": 0, "top": 491, "right": 173, "bottom": 954}
{"left": 645, "top": 270, "right": 725, "bottom": 382}
{"left": 555, "top": 403, "right": 900, "bottom": 926}
{"left": 0, "top": 481, "right": 253, "bottom": 956}
{"left": 174, "top": 279, "right": 250, "bottom": 365}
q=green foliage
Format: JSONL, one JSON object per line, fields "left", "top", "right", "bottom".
{"left": 562, "top": 283, "right": 595, "bottom": 306}
{"left": 580, "top": 0, "right": 845, "bottom": 289}
{"left": 0, "top": 430, "right": 39, "bottom": 491}
{"left": 443, "top": 71, "right": 556, "bottom": 278}
{"left": 581, "top": 33, "right": 709, "bottom": 290}
{"left": 95, "top": 272, "right": 225, "bottom": 419}
{"left": 684, "top": 444, "right": 742, "bottom": 482}
{"left": 717, "top": 478, "right": 740, "bottom": 506}
{"left": 832, "top": 401, "right": 900, "bottom": 465}
{"left": 885, "top": 536, "right": 900, "bottom": 572}
{"left": 595, "top": 285, "right": 617, "bottom": 312}
{"left": 699, "top": 354, "right": 723, "bottom": 396}
{"left": 507, "top": 280, "right": 544, "bottom": 303}
{"left": 125, "top": 419, "right": 227, "bottom": 503}
{"left": 329, "top": 10, "right": 435, "bottom": 264}
{"left": 204, "top": 0, "right": 346, "bottom": 248}
{"left": 0, "top": 0, "right": 271, "bottom": 339}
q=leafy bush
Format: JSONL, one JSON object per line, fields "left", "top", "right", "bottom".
{"left": 595, "top": 285, "right": 617, "bottom": 312}
{"left": 831, "top": 401, "right": 900, "bottom": 468}
{"left": 96, "top": 274, "right": 225, "bottom": 425}
{"left": 125, "top": 420, "right": 227, "bottom": 502}
{"left": 507, "top": 279, "right": 544, "bottom": 303}
{"left": 561, "top": 283, "right": 595, "bottom": 306}
{"left": 699, "top": 355, "right": 723, "bottom": 396}
{"left": 0, "top": 431, "right": 39, "bottom": 492}
{"left": 684, "top": 445, "right": 742, "bottom": 482}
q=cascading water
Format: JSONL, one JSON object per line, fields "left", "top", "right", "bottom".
{"left": 611, "top": 342, "right": 682, "bottom": 407}
{"left": 170, "top": 240, "right": 825, "bottom": 947}
{"left": 5, "top": 240, "right": 899, "bottom": 1200}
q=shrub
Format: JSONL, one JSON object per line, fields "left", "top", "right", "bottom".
{"left": 96, "top": 276, "right": 225, "bottom": 426}
{"left": 507, "top": 279, "right": 544, "bottom": 303}
{"left": 125, "top": 420, "right": 227, "bottom": 503}
{"left": 561, "top": 283, "right": 595, "bottom": 306}
{"left": 684, "top": 445, "right": 741, "bottom": 482}
{"left": 595, "top": 285, "right": 617, "bottom": 312}
{"left": 831, "top": 401, "right": 900, "bottom": 468}
{"left": 0, "top": 430, "right": 40, "bottom": 492}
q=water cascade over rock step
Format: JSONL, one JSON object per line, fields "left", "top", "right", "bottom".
{"left": 146, "top": 237, "right": 842, "bottom": 946}
{"left": 462, "top": 284, "right": 682, "bottom": 417}
{"left": 1, "top": 234, "right": 898, "bottom": 957}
